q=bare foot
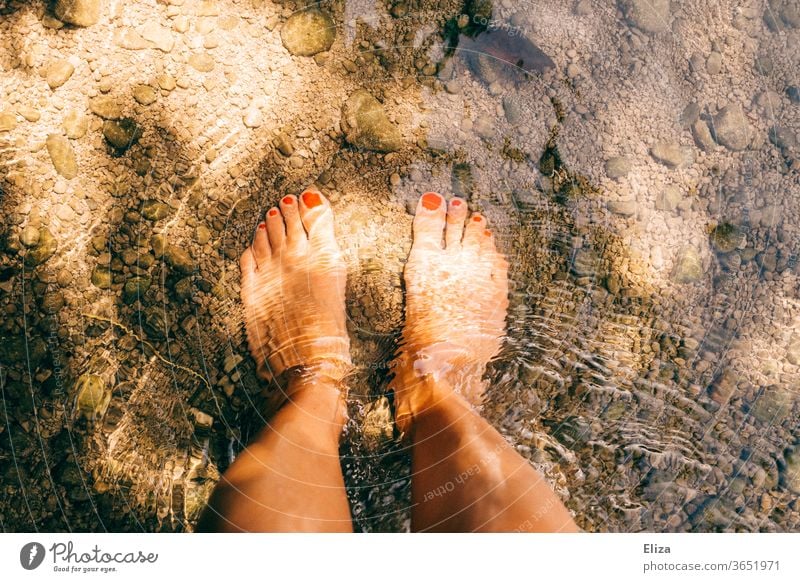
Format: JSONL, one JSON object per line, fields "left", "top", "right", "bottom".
{"left": 392, "top": 192, "right": 509, "bottom": 431}
{"left": 240, "top": 189, "right": 351, "bottom": 386}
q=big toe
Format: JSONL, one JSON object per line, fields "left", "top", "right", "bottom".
{"left": 299, "top": 188, "right": 338, "bottom": 250}
{"left": 412, "top": 192, "right": 446, "bottom": 251}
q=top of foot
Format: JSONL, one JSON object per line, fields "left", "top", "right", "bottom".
{"left": 239, "top": 188, "right": 352, "bottom": 385}
{"left": 394, "top": 192, "right": 509, "bottom": 407}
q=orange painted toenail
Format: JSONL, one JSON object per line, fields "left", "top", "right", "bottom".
{"left": 268, "top": 208, "right": 278, "bottom": 217}
{"left": 302, "top": 191, "right": 323, "bottom": 208}
{"left": 282, "top": 196, "right": 294, "bottom": 205}
{"left": 421, "top": 192, "right": 441, "bottom": 211}
{"left": 258, "top": 222, "right": 267, "bottom": 230}
{"left": 472, "top": 215, "right": 482, "bottom": 222}
{"left": 484, "top": 229, "right": 492, "bottom": 237}
{"left": 451, "top": 199, "right": 462, "bottom": 206}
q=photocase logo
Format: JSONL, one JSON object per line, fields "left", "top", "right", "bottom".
{"left": 20, "top": 542, "right": 46, "bottom": 570}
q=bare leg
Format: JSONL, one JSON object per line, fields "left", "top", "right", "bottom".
{"left": 198, "top": 189, "right": 353, "bottom": 532}
{"left": 392, "top": 192, "right": 579, "bottom": 532}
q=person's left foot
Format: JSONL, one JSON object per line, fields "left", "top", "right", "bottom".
{"left": 239, "top": 188, "right": 351, "bottom": 383}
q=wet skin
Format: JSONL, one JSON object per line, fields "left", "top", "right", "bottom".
{"left": 198, "top": 190, "right": 579, "bottom": 533}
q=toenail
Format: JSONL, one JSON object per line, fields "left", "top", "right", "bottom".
{"left": 301, "top": 191, "right": 323, "bottom": 208}
{"left": 268, "top": 208, "right": 279, "bottom": 217}
{"left": 282, "top": 196, "right": 294, "bottom": 205}
{"left": 421, "top": 192, "right": 441, "bottom": 211}
{"left": 483, "top": 229, "right": 492, "bottom": 237}
{"left": 472, "top": 215, "right": 482, "bottom": 222}
{"left": 258, "top": 222, "right": 267, "bottom": 230}
{"left": 451, "top": 199, "right": 462, "bottom": 207}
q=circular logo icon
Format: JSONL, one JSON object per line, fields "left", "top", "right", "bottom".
{"left": 20, "top": 542, "right": 46, "bottom": 570}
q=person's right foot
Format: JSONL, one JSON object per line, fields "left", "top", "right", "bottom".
{"left": 240, "top": 189, "right": 351, "bottom": 386}
{"left": 392, "top": 192, "right": 509, "bottom": 431}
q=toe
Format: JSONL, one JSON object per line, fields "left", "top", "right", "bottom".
{"left": 252, "top": 221, "right": 270, "bottom": 263}
{"left": 280, "top": 194, "right": 307, "bottom": 252}
{"left": 240, "top": 246, "right": 256, "bottom": 275}
{"left": 492, "top": 252, "right": 510, "bottom": 289}
{"left": 479, "top": 227, "right": 496, "bottom": 253}
{"left": 444, "top": 197, "right": 468, "bottom": 250}
{"left": 266, "top": 207, "right": 285, "bottom": 253}
{"left": 299, "top": 188, "right": 337, "bottom": 249}
{"left": 462, "top": 212, "right": 486, "bottom": 250}
{"left": 412, "top": 192, "right": 446, "bottom": 251}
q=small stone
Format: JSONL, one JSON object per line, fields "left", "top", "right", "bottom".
{"left": 706, "top": 51, "right": 722, "bottom": 75}
{"left": 17, "top": 105, "right": 40, "bottom": 122}
{"left": 174, "top": 15, "right": 190, "bottom": 33}
{"left": 768, "top": 126, "right": 797, "bottom": 151}
{"left": 650, "top": 142, "right": 694, "bottom": 168}
{"left": 20, "top": 226, "right": 41, "bottom": 247}
{"left": 787, "top": 85, "right": 800, "bottom": 104}
{"left": 54, "top": 0, "right": 100, "bottom": 27}
{"left": 150, "top": 234, "right": 166, "bottom": 257}
{"left": 605, "top": 156, "right": 632, "bottom": 179}
{"left": 273, "top": 133, "right": 294, "bottom": 156}
{"left": 754, "top": 90, "right": 783, "bottom": 116}
{"left": 502, "top": 96, "right": 523, "bottom": 125}
{"left": 158, "top": 74, "right": 177, "bottom": 91}
{"left": 783, "top": 449, "right": 800, "bottom": 494}
{"left": 24, "top": 229, "right": 58, "bottom": 267}
{"left": 91, "top": 265, "right": 112, "bottom": 289}
{"left": 174, "top": 278, "right": 193, "bottom": 301}
{"left": 223, "top": 353, "right": 244, "bottom": 374}
{"left": 712, "top": 104, "right": 752, "bottom": 151}
{"left": 196, "top": 225, "right": 211, "bottom": 244}
{"left": 621, "top": 0, "right": 670, "bottom": 34}
{"left": 672, "top": 246, "right": 704, "bottom": 284}
{"left": 46, "top": 134, "right": 78, "bottom": 179}
{"left": 164, "top": 245, "right": 195, "bottom": 274}
{"left": 42, "top": 14, "right": 65, "bottom": 29}
{"left": 708, "top": 370, "right": 737, "bottom": 404}
{"left": 749, "top": 386, "right": 794, "bottom": 424}
{"left": 141, "top": 200, "right": 170, "bottom": 221}
{"left": 786, "top": 335, "right": 800, "bottom": 365}
{"left": 188, "top": 52, "right": 215, "bottom": 72}
{"left": 89, "top": 96, "right": 123, "bottom": 119}
{"left": 75, "top": 374, "right": 110, "bottom": 419}
{"left": 103, "top": 118, "right": 142, "bottom": 151}
{"left": 710, "top": 222, "right": 742, "bottom": 253}
{"left": 191, "top": 408, "right": 214, "bottom": 428}
{"left": 196, "top": 0, "right": 220, "bottom": 17}
{"left": 116, "top": 28, "right": 149, "bottom": 50}
{"left": 243, "top": 108, "right": 263, "bottom": 128}
{"left": 445, "top": 79, "right": 462, "bottom": 94}
{"left": 571, "top": 248, "right": 601, "bottom": 278}
{"left": 123, "top": 276, "right": 152, "bottom": 303}
{"left": 607, "top": 199, "right": 637, "bottom": 216}
{"left": 691, "top": 119, "right": 716, "bottom": 151}
{"left": 0, "top": 111, "right": 17, "bottom": 132}
{"left": 281, "top": 8, "right": 336, "bottom": 57}
{"left": 362, "top": 397, "right": 394, "bottom": 451}
{"left": 679, "top": 102, "right": 700, "bottom": 127}
{"left": 62, "top": 110, "right": 88, "bottom": 139}
{"left": 341, "top": 89, "right": 402, "bottom": 152}
{"left": 132, "top": 84, "right": 158, "bottom": 105}
{"left": 46, "top": 60, "right": 75, "bottom": 89}
{"left": 141, "top": 21, "right": 174, "bottom": 52}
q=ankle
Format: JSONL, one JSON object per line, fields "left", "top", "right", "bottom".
{"left": 287, "top": 373, "right": 349, "bottom": 431}
{"left": 391, "top": 358, "right": 469, "bottom": 437}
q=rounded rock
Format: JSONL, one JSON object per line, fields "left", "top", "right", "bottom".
{"left": 281, "top": 8, "right": 336, "bottom": 57}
